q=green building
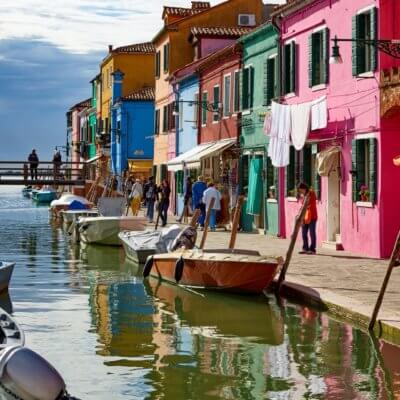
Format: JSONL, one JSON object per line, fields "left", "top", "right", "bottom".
{"left": 88, "top": 75, "right": 100, "bottom": 159}
{"left": 239, "top": 22, "right": 279, "bottom": 235}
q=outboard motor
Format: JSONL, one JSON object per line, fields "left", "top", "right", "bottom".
{"left": 170, "top": 226, "right": 197, "bottom": 252}
{"left": 0, "top": 346, "right": 80, "bottom": 400}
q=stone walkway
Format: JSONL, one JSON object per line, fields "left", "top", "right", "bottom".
{"left": 133, "top": 205, "right": 400, "bottom": 342}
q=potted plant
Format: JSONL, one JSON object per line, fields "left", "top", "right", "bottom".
{"left": 359, "top": 184, "right": 370, "bottom": 202}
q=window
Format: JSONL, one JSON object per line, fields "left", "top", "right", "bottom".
{"left": 163, "top": 43, "right": 170, "bottom": 72}
{"left": 284, "top": 41, "right": 296, "bottom": 95}
{"left": 233, "top": 71, "right": 240, "bottom": 113}
{"left": 353, "top": 7, "right": 377, "bottom": 75}
{"left": 167, "top": 103, "right": 175, "bottom": 131}
{"left": 264, "top": 55, "right": 277, "bottom": 106}
{"left": 201, "top": 91, "right": 208, "bottom": 126}
{"left": 193, "top": 93, "right": 199, "bottom": 125}
{"left": 286, "top": 145, "right": 320, "bottom": 198}
{"left": 155, "top": 51, "right": 161, "bottom": 78}
{"left": 213, "top": 85, "right": 220, "bottom": 122}
{"left": 352, "top": 138, "right": 377, "bottom": 203}
{"left": 176, "top": 170, "right": 184, "bottom": 194}
{"left": 223, "top": 74, "right": 231, "bottom": 117}
{"left": 154, "top": 109, "right": 160, "bottom": 135}
{"left": 309, "top": 28, "right": 329, "bottom": 87}
{"left": 241, "top": 66, "right": 254, "bottom": 111}
{"left": 162, "top": 105, "right": 168, "bottom": 133}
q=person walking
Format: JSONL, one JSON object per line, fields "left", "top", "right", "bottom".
{"left": 202, "top": 181, "right": 221, "bottom": 231}
{"left": 159, "top": 179, "right": 171, "bottom": 227}
{"left": 144, "top": 176, "right": 157, "bottom": 223}
{"left": 28, "top": 149, "right": 39, "bottom": 180}
{"left": 177, "top": 176, "right": 193, "bottom": 223}
{"left": 129, "top": 179, "right": 143, "bottom": 216}
{"left": 192, "top": 175, "right": 207, "bottom": 227}
{"left": 52, "top": 150, "right": 62, "bottom": 178}
{"left": 297, "top": 182, "right": 318, "bottom": 255}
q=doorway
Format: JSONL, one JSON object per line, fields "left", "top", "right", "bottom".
{"left": 326, "top": 154, "right": 340, "bottom": 242}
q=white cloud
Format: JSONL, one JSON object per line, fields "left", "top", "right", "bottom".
{"left": 0, "top": 0, "right": 286, "bottom": 54}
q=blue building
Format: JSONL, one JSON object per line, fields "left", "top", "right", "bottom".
{"left": 168, "top": 74, "right": 199, "bottom": 215}
{"left": 111, "top": 70, "right": 154, "bottom": 181}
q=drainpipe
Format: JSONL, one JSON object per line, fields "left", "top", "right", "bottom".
{"left": 271, "top": 14, "right": 286, "bottom": 239}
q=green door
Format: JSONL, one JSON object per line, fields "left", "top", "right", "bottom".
{"left": 265, "top": 156, "right": 279, "bottom": 236}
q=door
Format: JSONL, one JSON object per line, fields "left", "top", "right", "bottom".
{"left": 327, "top": 154, "right": 340, "bottom": 242}
{"left": 265, "top": 156, "right": 279, "bottom": 236}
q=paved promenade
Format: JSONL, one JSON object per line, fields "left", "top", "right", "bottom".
{"left": 139, "top": 207, "right": 400, "bottom": 341}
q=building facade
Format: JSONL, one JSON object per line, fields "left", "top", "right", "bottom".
{"left": 271, "top": 0, "right": 400, "bottom": 258}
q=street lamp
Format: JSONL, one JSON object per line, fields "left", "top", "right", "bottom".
{"left": 330, "top": 35, "right": 400, "bottom": 65}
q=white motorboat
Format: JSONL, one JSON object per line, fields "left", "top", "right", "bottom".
{"left": 78, "top": 216, "right": 147, "bottom": 246}
{"left": 60, "top": 210, "right": 100, "bottom": 228}
{"left": 0, "top": 263, "right": 14, "bottom": 293}
{"left": 49, "top": 194, "right": 93, "bottom": 217}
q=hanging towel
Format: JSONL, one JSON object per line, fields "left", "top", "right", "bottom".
{"left": 311, "top": 96, "right": 327, "bottom": 130}
{"left": 291, "top": 102, "right": 311, "bottom": 151}
{"left": 246, "top": 157, "right": 263, "bottom": 216}
{"left": 268, "top": 101, "right": 291, "bottom": 167}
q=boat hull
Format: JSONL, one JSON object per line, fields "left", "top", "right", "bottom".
{"left": 150, "top": 251, "right": 283, "bottom": 294}
{"left": 120, "top": 239, "right": 155, "bottom": 263}
{"left": 32, "top": 192, "right": 57, "bottom": 204}
{"left": 0, "top": 263, "right": 14, "bottom": 293}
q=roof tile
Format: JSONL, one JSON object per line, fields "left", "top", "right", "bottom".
{"left": 112, "top": 42, "right": 155, "bottom": 54}
{"left": 121, "top": 87, "right": 155, "bottom": 101}
{"left": 190, "top": 26, "right": 253, "bottom": 38}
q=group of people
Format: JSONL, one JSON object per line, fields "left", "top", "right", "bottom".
{"left": 125, "top": 175, "right": 171, "bottom": 227}
{"left": 26, "top": 149, "right": 62, "bottom": 181}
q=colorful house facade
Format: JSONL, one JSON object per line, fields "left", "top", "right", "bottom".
{"left": 270, "top": 0, "right": 400, "bottom": 258}
{"left": 110, "top": 70, "right": 154, "bottom": 181}
{"left": 239, "top": 22, "right": 279, "bottom": 235}
{"left": 152, "top": 0, "right": 265, "bottom": 186}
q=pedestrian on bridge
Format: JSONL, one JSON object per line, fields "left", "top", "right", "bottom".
{"left": 28, "top": 149, "right": 39, "bottom": 180}
{"left": 52, "top": 150, "right": 62, "bottom": 178}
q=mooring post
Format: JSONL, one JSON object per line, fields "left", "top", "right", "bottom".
{"left": 369, "top": 229, "right": 400, "bottom": 331}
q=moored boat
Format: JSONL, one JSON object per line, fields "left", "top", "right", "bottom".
{"left": 0, "top": 308, "right": 24, "bottom": 349}
{"left": 79, "top": 216, "right": 147, "bottom": 246}
{"left": 32, "top": 188, "right": 58, "bottom": 204}
{"left": 50, "top": 193, "right": 92, "bottom": 217}
{"left": 60, "top": 209, "right": 99, "bottom": 228}
{"left": 0, "top": 263, "right": 14, "bottom": 293}
{"left": 146, "top": 250, "right": 284, "bottom": 294}
{"left": 21, "top": 186, "right": 32, "bottom": 198}
{"left": 119, "top": 225, "right": 182, "bottom": 263}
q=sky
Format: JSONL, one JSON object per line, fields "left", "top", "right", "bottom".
{"left": 0, "top": 0, "right": 285, "bottom": 161}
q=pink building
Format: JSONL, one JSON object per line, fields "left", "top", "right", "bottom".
{"left": 272, "top": 0, "right": 400, "bottom": 258}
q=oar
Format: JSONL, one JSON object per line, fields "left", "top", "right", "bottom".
{"left": 154, "top": 201, "right": 162, "bottom": 231}
{"left": 189, "top": 209, "right": 201, "bottom": 228}
{"left": 199, "top": 197, "right": 215, "bottom": 249}
{"left": 369, "top": 229, "right": 400, "bottom": 331}
{"left": 228, "top": 195, "right": 244, "bottom": 250}
{"left": 277, "top": 193, "right": 310, "bottom": 290}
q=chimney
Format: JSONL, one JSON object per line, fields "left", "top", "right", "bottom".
{"left": 108, "top": 45, "right": 113, "bottom": 52}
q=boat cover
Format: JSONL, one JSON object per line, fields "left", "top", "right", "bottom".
{"left": 50, "top": 194, "right": 90, "bottom": 207}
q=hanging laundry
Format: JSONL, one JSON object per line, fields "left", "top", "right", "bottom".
{"left": 246, "top": 157, "right": 263, "bottom": 216}
{"left": 268, "top": 101, "right": 291, "bottom": 167}
{"left": 316, "top": 146, "right": 341, "bottom": 176}
{"left": 311, "top": 96, "right": 327, "bottom": 130}
{"left": 263, "top": 111, "right": 272, "bottom": 135}
{"left": 290, "top": 102, "right": 311, "bottom": 150}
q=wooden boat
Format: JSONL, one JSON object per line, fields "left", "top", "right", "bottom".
{"left": 32, "top": 188, "right": 58, "bottom": 204}
{"left": 78, "top": 216, "right": 147, "bottom": 246}
{"left": 145, "top": 278, "right": 284, "bottom": 344}
{"left": 0, "top": 308, "right": 24, "bottom": 349}
{"left": 119, "top": 225, "right": 182, "bottom": 263}
{"left": 146, "top": 250, "right": 284, "bottom": 294}
{"left": 0, "top": 263, "right": 14, "bottom": 293}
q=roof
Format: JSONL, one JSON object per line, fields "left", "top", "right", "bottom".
{"left": 70, "top": 98, "right": 91, "bottom": 111}
{"left": 190, "top": 26, "right": 253, "bottom": 39}
{"left": 121, "top": 87, "right": 155, "bottom": 101}
{"left": 271, "top": 0, "right": 314, "bottom": 17}
{"left": 162, "top": 2, "right": 210, "bottom": 19}
{"left": 111, "top": 42, "right": 155, "bottom": 54}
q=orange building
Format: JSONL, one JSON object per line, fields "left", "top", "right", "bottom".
{"left": 152, "top": 0, "right": 265, "bottom": 183}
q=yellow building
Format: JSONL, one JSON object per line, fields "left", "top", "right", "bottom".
{"left": 98, "top": 42, "right": 156, "bottom": 147}
{"left": 152, "top": 0, "right": 264, "bottom": 182}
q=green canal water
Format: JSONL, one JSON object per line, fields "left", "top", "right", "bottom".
{"left": 0, "top": 186, "right": 399, "bottom": 399}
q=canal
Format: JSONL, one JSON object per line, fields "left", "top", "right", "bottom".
{"left": 0, "top": 186, "right": 399, "bottom": 399}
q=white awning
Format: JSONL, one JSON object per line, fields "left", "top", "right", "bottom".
{"left": 167, "top": 143, "right": 213, "bottom": 172}
{"left": 185, "top": 138, "right": 236, "bottom": 169}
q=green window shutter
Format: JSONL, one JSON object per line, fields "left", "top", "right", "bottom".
{"left": 263, "top": 58, "right": 269, "bottom": 106}
{"left": 176, "top": 171, "right": 183, "bottom": 194}
{"left": 322, "top": 28, "right": 329, "bottom": 84}
{"left": 308, "top": 34, "right": 314, "bottom": 88}
{"left": 266, "top": 156, "right": 274, "bottom": 188}
{"left": 370, "top": 7, "right": 378, "bottom": 71}
{"left": 201, "top": 92, "right": 208, "bottom": 125}
{"left": 249, "top": 66, "right": 255, "bottom": 109}
{"left": 242, "top": 68, "right": 249, "bottom": 110}
{"left": 284, "top": 44, "right": 290, "bottom": 94}
{"left": 290, "top": 42, "right": 296, "bottom": 93}
{"left": 302, "top": 145, "right": 312, "bottom": 186}
{"left": 313, "top": 145, "right": 321, "bottom": 199}
{"left": 351, "top": 140, "right": 358, "bottom": 202}
{"left": 357, "top": 140, "right": 366, "bottom": 196}
{"left": 213, "top": 86, "right": 220, "bottom": 121}
{"left": 352, "top": 16, "right": 358, "bottom": 76}
{"left": 369, "top": 138, "right": 378, "bottom": 203}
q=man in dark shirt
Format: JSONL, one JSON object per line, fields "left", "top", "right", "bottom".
{"left": 28, "top": 149, "right": 39, "bottom": 180}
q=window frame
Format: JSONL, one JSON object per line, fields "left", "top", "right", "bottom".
{"left": 212, "top": 85, "right": 220, "bottom": 123}
{"left": 163, "top": 43, "right": 170, "bottom": 73}
{"left": 223, "top": 73, "right": 232, "bottom": 118}
{"left": 283, "top": 40, "right": 296, "bottom": 95}
{"left": 155, "top": 51, "right": 161, "bottom": 79}
{"left": 201, "top": 91, "right": 208, "bottom": 126}
{"left": 233, "top": 70, "right": 240, "bottom": 114}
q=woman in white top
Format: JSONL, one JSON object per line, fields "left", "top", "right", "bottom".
{"left": 202, "top": 181, "right": 221, "bottom": 231}
{"left": 129, "top": 179, "right": 143, "bottom": 216}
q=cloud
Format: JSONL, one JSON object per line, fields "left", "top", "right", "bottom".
{"left": 0, "top": 0, "right": 286, "bottom": 54}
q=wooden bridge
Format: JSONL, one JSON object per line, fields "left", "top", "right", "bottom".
{"left": 0, "top": 161, "right": 95, "bottom": 186}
